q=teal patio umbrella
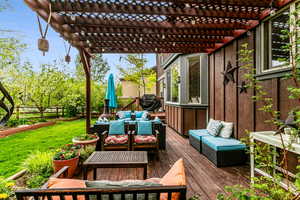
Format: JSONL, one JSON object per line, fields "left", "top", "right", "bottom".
{"left": 105, "top": 73, "right": 118, "bottom": 109}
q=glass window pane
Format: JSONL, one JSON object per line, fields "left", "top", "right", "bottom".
{"left": 171, "top": 61, "right": 180, "bottom": 102}
{"left": 166, "top": 71, "right": 171, "bottom": 101}
{"left": 271, "top": 10, "right": 290, "bottom": 68}
{"left": 188, "top": 56, "right": 201, "bottom": 103}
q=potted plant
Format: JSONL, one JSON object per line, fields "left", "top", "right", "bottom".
{"left": 0, "top": 178, "right": 15, "bottom": 200}
{"left": 72, "top": 133, "right": 99, "bottom": 146}
{"left": 53, "top": 144, "right": 81, "bottom": 178}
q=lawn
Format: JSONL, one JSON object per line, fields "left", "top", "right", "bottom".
{"left": 0, "top": 119, "right": 87, "bottom": 178}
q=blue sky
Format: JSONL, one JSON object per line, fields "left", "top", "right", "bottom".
{"left": 0, "top": 0, "right": 156, "bottom": 78}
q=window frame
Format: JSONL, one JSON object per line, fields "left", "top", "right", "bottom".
{"left": 165, "top": 59, "right": 181, "bottom": 104}
{"left": 185, "top": 54, "right": 202, "bottom": 105}
{"left": 259, "top": 1, "right": 299, "bottom": 74}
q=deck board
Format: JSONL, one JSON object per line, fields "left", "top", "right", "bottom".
{"left": 83, "top": 127, "right": 249, "bottom": 199}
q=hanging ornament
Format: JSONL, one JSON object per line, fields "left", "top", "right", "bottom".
{"left": 37, "top": 3, "right": 52, "bottom": 56}
{"left": 64, "top": 41, "right": 72, "bottom": 64}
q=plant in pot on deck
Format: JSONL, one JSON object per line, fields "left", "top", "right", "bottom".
{"left": 72, "top": 133, "right": 99, "bottom": 147}
{"left": 53, "top": 144, "right": 81, "bottom": 178}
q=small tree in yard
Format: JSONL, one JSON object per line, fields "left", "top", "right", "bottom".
{"left": 75, "top": 54, "right": 110, "bottom": 83}
{"left": 118, "top": 54, "right": 156, "bottom": 97}
{"left": 25, "top": 61, "right": 67, "bottom": 118}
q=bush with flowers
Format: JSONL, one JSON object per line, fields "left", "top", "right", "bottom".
{"left": 53, "top": 144, "right": 81, "bottom": 161}
{"left": 0, "top": 178, "right": 15, "bottom": 200}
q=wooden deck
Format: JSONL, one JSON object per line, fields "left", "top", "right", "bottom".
{"left": 83, "top": 127, "right": 249, "bottom": 200}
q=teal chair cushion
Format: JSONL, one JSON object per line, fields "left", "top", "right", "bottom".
{"left": 202, "top": 136, "right": 246, "bottom": 151}
{"left": 137, "top": 121, "right": 152, "bottom": 135}
{"left": 135, "top": 111, "right": 145, "bottom": 118}
{"left": 109, "top": 120, "right": 125, "bottom": 135}
{"left": 188, "top": 129, "right": 210, "bottom": 141}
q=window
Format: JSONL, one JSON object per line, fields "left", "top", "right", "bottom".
{"left": 260, "top": 2, "right": 300, "bottom": 72}
{"left": 166, "top": 60, "right": 180, "bottom": 103}
{"left": 171, "top": 61, "right": 180, "bottom": 102}
{"left": 188, "top": 56, "right": 201, "bottom": 103}
{"left": 166, "top": 71, "right": 171, "bottom": 101}
{"left": 262, "top": 9, "right": 290, "bottom": 71}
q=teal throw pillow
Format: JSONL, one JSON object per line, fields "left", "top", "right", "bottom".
{"left": 109, "top": 120, "right": 125, "bottom": 135}
{"left": 137, "top": 121, "right": 152, "bottom": 135}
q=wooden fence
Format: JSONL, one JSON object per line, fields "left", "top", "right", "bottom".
{"left": 14, "top": 106, "right": 65, "bottom": 120}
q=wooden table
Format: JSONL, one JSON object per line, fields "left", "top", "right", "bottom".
{"left": 83, "top": 151, "right": 148, "bottom": 180}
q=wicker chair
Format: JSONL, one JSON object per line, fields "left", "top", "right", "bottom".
{"left": 101, "top": 122, "right": 131, "bottom": 151}
{"left": 131, "top": 122, "right": 160, "bottom": 158}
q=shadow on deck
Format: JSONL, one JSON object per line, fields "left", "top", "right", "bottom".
{"left": 82, "top": 127, "right": 249, "bottom": 200}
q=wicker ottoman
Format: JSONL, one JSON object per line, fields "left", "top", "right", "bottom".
{"left": 202, "top": 136, "right": 246, "bottom": 167}
{"left": 188, "top": 129, "right": 210, "bottom": 153}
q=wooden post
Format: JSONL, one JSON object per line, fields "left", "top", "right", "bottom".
{"left": 80, "top": 49, "right": 92, "bottom": 134}
{"left": 56, "top": 107, "right": 59, "bottom": 118}
{"left": 16, "top": 106, "right": 20, "bottom": 120}
{"left": 62, "top": 107, "right": 64, "bottom": 117}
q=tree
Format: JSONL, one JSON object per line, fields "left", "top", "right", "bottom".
{"left": 118, "top": 54, "right": 156, "bottom": 97}
{"left": 24, "top": 61, "right": 67, "bottom": 118}
{"left": 75, "top": 54, "right": 110, "bottom": 83}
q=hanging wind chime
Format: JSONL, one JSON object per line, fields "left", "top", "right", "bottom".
{"left": 37, "top": 3, "right": 52, "bottom": 56}
{"left": 64, "top": 42, "right": 72, "bottom": 64}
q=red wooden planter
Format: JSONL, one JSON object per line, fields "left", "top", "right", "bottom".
{"left": 53, "top": 157, "right": 79, "bottom": 178}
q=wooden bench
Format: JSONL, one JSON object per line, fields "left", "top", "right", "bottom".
{"left": 16, "top": 166, "right": 187, "bottom": 200}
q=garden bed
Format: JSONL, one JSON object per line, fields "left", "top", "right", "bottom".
{"left": 0, "top": 121, "right": 56, "bottom": 138}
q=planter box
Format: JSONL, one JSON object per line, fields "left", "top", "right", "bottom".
{"left": 0, "top": 121, "right": 56, "bottom": 138}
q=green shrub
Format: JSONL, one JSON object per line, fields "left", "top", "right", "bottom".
{"left": 23, "top": 151, "right": 54, "bottom": 188}
{"left": 65, "top": 106, "right": 78, "bottom": 117}
{"left": 79, "top": 145, "right": 95, "bottom": 163}
{"left": 6, "top": 118, "right": 29, "bottom": 127}
{"left": 25, "top": 175, "right": 48, "bottom": 189}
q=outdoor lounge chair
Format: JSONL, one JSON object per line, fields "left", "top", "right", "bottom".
{"left": 101, "top": 120, "right": 131, "bottom": 151}
{"left": 131, "top": 121, "right": 160, "bottom": 157}
{"left": 15, "top": 159, "right": 187, "bottom": 200}
{"left": 188, "top": 119, "right": 246, "bottom": 167}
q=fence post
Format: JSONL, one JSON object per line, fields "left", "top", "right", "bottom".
{"left": 16, "top": 106, "right": 20, "bottom": 120}
{"left": 56, "top": 107, "right": 59, "bottom": 118}
{"left": 62, "top": 107, "right": 64, "bottom": 117}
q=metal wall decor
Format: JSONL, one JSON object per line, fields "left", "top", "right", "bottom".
{"left": 222, "top": 61, "right": 239, "bottom": 85}
{"left": 237, "top": 81, "right": 248, "bottom": 94}
{"left": 0, "top": 81, "right": 14, "bottom": 126}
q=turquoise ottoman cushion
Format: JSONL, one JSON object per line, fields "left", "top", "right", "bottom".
{"left": 202, "top": 136, "right": 246, "bottom": 151}
{"left": 188, "top": 129, "right": 210, "bottom": 141}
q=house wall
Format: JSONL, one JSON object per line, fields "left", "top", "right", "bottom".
{"left": 120, "top": 80, "right": 156, "bottom": 98}
{"left": 209, "top": 30, "right": 298, "bottom": 172}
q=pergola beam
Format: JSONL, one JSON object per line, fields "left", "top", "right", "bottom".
{"left": 52, "top": 1, "right": 261, "bottom": 20}
{"left": 64, "top": 17, "right": 251, "bottom": 30}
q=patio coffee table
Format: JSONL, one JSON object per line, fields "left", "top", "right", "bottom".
{"left": 83, "top": 151, "right": 148, "bottom": 180}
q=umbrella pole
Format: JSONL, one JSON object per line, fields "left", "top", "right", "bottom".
{"left": 80, "top": 49, "right": 92, "bottom": 134}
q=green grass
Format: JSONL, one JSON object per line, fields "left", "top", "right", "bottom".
{"left": 0, "top": 120, "right": 87, "bottom": 178}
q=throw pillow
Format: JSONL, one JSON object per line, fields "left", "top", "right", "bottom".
{"left": 219, "top": 121, "right": 234, "bottom": 138}
{"left": 141, "top": 111, "right": 148, "bottom": 120}
{"left": 48, "top": 178, "right": 86, "bottom": 200}
{"left": 117, "top": 111, "right": 125, "bottom": 119}
{"left": 206, "top": 118, "right": 214, "bottom": 129}
{"left": 207, "top": 119, "right": 223, "bottom": 136}
{"left": 160, "top": 158, "right": 186, "bottom": 200}
{"left": 135, "top": 111, "right": 144, "bottom": 118}
{"left": 137, "top": 121, "right": 153, "bottom": 135}
{"left": 109, "top": 120, "right": 125, "bottom": 135}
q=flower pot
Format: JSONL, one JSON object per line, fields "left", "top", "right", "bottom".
{"left": 53, "top": 157, "right": 79, "bottom": 178}
{"left": 72, "top": 136, "right": 99, "bottom": 147}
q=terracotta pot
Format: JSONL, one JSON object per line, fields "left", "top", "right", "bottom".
{"left": 53, "top": 157, "right": 79, "bottom": 178}
{"left": 72, "top": 136, "right": 99, "bottom": 147}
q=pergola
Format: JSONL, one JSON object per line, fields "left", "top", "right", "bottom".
{"left": 23, "top": 0, "right": 292, "bottom": 133}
